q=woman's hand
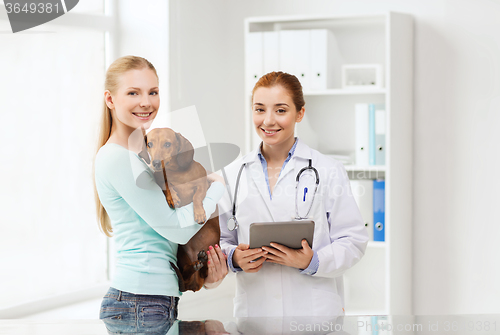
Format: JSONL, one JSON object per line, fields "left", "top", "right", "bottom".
{"left": 262, "top": 239, "right": 313, "bottom": 270}
{"left": 207, "top": 172, "right": 225, "bottom": 186}
{"left": 233, "top": 243, "right": 268, "bottom": 273}
{"left": 204, "top": 244, "right": 228, "bottom": 289}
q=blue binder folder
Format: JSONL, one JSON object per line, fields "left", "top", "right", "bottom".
{"left": 373, "top": 180, "right": 385, "bottom": 242}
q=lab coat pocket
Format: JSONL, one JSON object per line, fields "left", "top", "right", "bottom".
{"left": 233, "top": 293, "right": 248, "bottom": 318}
{"left": 311, "top": 288, "right": 344, "bottom": 317}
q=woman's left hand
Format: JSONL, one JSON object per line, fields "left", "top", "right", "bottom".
{"left": 204, "top": 244, "right": 228, "bottom": 289}
{"left": 262, "top": 239, "right": 314, "bottom": 270}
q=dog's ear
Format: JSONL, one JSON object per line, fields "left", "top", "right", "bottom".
{"left": 138, "top": 134, "right": 150, "bottom": 164}
{"left": 175, "top": 132, "right": 194, "bottom": 169}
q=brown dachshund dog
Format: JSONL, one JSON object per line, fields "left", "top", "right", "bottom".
{"left": 139, "top": 127, "right": 220, "bottom": 292}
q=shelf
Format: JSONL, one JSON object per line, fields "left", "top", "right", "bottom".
{"left": 304, "top": 88, "right": 386, "bottom": 96}
{"left": 367, "top": 241, "right": 386, "bottom": 248}
{"left": 246, "top": 14, "right": 386, "bottom": 33}
{"left": 344, "top": 165, "right": 386, "bottom": 172}
{"left": 345, "top": 309, "right": 388, "bottom": 316}
{"left": 245, "top": 12, "right": 413, "bottom": 316}
{"left": 250, "top": 88, "right": 386, "bottom": 98}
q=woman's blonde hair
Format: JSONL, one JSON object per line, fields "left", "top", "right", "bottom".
{"left": 93, "top": 55, "right": 158, "bottom": 237}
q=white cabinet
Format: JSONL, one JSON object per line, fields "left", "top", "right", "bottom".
{"left": 244, "top": 12, "right": 413, "bottom": 315}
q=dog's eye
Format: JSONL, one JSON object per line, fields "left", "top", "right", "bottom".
{"left": 164, "top": 142, "right": 171, "bottom": 148}
{"left": 147, "top": 142, "right": 153, "bottom": 148}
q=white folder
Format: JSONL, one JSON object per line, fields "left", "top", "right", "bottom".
{"left": 246, "top": 32, "right": 263, "bottom": 90}
{"left": 350, "top": 179, "right": 374, "bottom": 241}
{"left": 278, "top": 30, "right": 295, "bottom": 74}
{"left": 375, "top": 105, "right": 386, "bottom": 165}
{"left": 355, "top": 103, "right": 370, "bottom": 167}
{"left": 293, "top": 30, "right": 310, "bottom": 91}
{"left": 310, "top": 29, "right": 344, "bottom": 90}
{"left": 263, "top": 31, "right": 279, "bottom": 74}
{"left": 279, "top": 30, "right": 310, "bottom": 90}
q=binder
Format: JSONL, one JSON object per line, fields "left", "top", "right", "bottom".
{"left": 355, "top": 103, "right": 369, "bottom": 166}
{"left": 377, "top": 316, "right": 390, "bottom": 335}
{"left": 373, "top": 179, "right": 385, "bottom": 242}
{"left": 350, "top": 180, "right": 374, "bottom": 241}
{"left": 372, "top": 316, "right": 379, "bottom": 335}
{"left": 263, "top": 31, "right": 279, "bottom": 74}
{"left": 246, "top": 32, "right": 263, "bottom": 90}
{"left": 310, "top": 29, "right": 344, "bottom": 90}
{"left": 375, "top": 105, "right": 386, "bottom": 165}
{"left": 279, "top": 30, "right": 310, "bottom": 90}
{"left": 310, "top": 29, "right": 328, "bottom": 90}
{"left": 279, "top": 30, "right": 296, "bottom": 74}
{"left": 357, "top": 316, "right": 374, "bottom": 335}
{"left": 369, "top": 103, "right": 376, "bottom": 165}
{"left": 294, "top": 30, "right": 310, "bottom": 91}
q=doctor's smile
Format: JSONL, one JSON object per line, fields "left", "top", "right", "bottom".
{"left": 261, "top": 128, "right": 281, "bottom": 135}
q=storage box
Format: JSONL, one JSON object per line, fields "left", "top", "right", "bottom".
{"left": 342, "top": 64, "right": 383, "bottom": 89}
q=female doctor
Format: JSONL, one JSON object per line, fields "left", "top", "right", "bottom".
{"left": 219, "top": 71, "right": 369, "bottom": 318}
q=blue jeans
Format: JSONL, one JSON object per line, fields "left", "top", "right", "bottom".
{"left": 99, "top": 287, "right": 179, "bottom": 335}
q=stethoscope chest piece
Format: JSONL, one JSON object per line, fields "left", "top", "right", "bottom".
{"left": 227, "top": 216, "right": 238, "bottom": 231}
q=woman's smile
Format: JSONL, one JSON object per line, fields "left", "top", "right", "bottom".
{"left": 261, "top": 128, "right": 281, "bottom": 136}
{"left": 133, "top": 111, "right": 153, "bottom": 120}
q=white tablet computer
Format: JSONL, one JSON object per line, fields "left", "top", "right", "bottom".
{"left": 249, "top": 220, "right": 315, "bottom": 249}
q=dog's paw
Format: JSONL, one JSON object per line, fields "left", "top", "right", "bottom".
{"left": 197, "top": 250, "right": 208, "bottom": 263}
{"left": 193, "top": 261, "right": 204, "bottom": 272}
{"left": 171, "top": 193, "right": 181, "bottom": 207}
{"left": 166, "top": 196, "right": 175, "bottom": 209}
{"left": 194, "top": 212, "right": 206, "bottom": 224}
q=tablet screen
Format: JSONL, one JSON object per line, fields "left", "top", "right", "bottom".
{"left": 249, "top": 220, "right": 314, "bottom": 249}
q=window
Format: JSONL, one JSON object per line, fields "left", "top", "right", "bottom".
{"left": 0, "top": 1, "right": 113, "bottom": 310}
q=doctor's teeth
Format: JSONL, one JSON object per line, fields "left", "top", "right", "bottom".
{"left": 264, "top": 129, "right": 277, "bottom": 134}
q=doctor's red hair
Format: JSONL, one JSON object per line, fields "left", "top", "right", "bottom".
{"left": 252, "top": 71, "right": 306, "bottom": 112}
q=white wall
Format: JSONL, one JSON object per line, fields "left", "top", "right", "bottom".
{"left": 116, "top": 0, "right": 170, "bottom": 126}
{"left": 169, "top": 0, "right": 500, "bottom": 314}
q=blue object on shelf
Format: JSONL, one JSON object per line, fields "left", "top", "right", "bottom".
{"left": 373, "top": 180, "right": 385, "bottom": 242}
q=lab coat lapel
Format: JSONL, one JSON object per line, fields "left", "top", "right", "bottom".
{"left": 275, "top": 138, "right": 310, "bottom": 188}
{"left": 275, "top": 156, "right": 295, "bottom": 186}
{"left": 245, "top": 156, "right": 275, "bottom": 221}
{"left": 292, "top": 139, "right": 313, "bottom": 183}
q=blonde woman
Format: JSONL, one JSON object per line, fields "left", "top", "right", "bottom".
{"left": 94, "top": 56, "right": 227, "bottom": 334}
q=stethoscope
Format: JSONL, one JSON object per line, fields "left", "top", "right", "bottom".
{"left": 222, "top": 159, "right": 320, "bottom": 231}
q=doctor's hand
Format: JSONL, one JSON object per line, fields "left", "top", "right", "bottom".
{"left": 204, "top": 244, "right": 228, "bottom": 289}
{"left": 233, "top": 244, "right": 268, "bottom": 273}
{"left": 262, "top": 239, "right": 314, "bottom": 270}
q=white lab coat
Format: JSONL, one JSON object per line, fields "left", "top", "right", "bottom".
{"left": 219, "top": 139, "right": 369, "bottom": 317}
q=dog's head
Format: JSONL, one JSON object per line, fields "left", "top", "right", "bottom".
{"left": 139, "top": 128, "right": 194, "bottom": 171}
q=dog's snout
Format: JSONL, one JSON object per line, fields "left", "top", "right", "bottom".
{"left": 153, "top": 160, "right": 162, "bottom": 169}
